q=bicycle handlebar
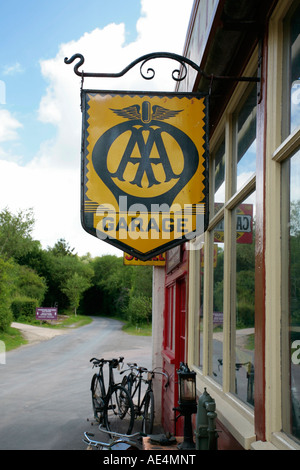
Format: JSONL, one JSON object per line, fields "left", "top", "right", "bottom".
{"left": 90, "top": 356, "right": 124, "bottom": 368}
{"left": 120, "top": 363, "right": 169, "bottom": 387}
{"left": 120, "top": 363, "right": 148, "bottom": 375}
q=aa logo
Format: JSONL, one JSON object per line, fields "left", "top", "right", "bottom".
{"left": 82, "top": 92, "right": 208, "bottom": 259}
{"left": 92, "top": 100, "right": 200, "bottom": 210}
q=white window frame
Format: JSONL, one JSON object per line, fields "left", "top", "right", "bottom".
{"left": 188, "top": 51, "right": 258, "bottom": 449}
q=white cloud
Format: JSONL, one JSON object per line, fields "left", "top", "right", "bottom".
{"left": 0, "top": 0, "right": 194, "bottom": 257}
{"left": 0, "top": 110, "right": 22, "bottom": 142}
{"left": 3, "top": 62, "right": 24, "bottom": 76}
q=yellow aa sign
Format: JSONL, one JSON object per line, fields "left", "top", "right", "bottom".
{"left": 81, "top": 91, "right": 208, "bottom": 260}
{"left": 123, "top": 252, "right": 166, "bottom": 266}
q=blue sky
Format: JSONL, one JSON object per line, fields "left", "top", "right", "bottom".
{"left": 0, "top": 0, "right": 194, "bottom": 257}
{"left": 0, "top": 0, "right": 141, "bottom": 163}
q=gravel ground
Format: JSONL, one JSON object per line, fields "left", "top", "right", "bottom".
{"left": 11, "top": 322, "right": 69, "bottom": 345}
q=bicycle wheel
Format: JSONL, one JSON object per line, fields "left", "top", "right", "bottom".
{"left": 104, "top": 385, "right": 135, "bottom": 435}
{"left": 122, "top": 372, "right": 135, "bottom": 397}
{"left": 142, "top": 390, "right": 154, "bottom": 434}
{"left": 91, "top": 374, "right": 106, "bottom": 424}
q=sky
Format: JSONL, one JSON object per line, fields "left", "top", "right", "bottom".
{"left": 0, "top": 0, "right": 194, "bottom": 258}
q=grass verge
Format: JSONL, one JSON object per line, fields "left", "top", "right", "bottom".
{"left": 0, "top": 315, "right": 151, "bottom": 353}
{"left": 122, "top": 322, "right": 152, "bottom": 336}
{"left": 0, "top": 326, "right": 28, "bottom": 351}
{"left": 0, "top": 314, "right": 93, "bottom": 352}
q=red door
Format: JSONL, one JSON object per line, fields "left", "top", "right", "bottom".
{"left": 178, "top": 278, "right": 186, "bottom": 365}
{"left": 162, "top": 276, "right": 187, "bottom": 435}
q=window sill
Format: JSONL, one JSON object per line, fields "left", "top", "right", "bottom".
{"left": 194, "top": 371, "right": 255, "bottom": 450}
{"left": 270, "top": 432, "right": 300, "bottom": 450}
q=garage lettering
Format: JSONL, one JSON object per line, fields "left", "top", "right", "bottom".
{"left": 95, "top": 197, "right": 204, "bottom": 242}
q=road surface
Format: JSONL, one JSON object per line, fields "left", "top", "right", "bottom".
{"left": 0, "top": 317, "right": 152, "bottom": 450}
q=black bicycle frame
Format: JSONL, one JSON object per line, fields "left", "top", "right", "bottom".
{"left": 128, "top": 369, "right": 151, "bottom": 416}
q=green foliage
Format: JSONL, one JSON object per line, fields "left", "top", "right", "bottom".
{"left": 126, "top": 295, "right": 152, "bottom": 326}
{"left": 236, "top": 301, "right": 255, "bottom": 328}
{"left": 131, "top": 266, "right": 152, "bottom": 298}
{"left": 18, "top": 239, "right": 93, "bottom": 310}
{"left": 0, "top": 257, "right": 14, "bottom": 332}
{"left": 88, "top": 255, "right": 153, "bottom": 321}
{"left": 47, "top": 238, "right": 76, "bottom": 257}
{"left": 91, "top": 255, "right": 133, "bottom": 316}
{"left": 0, "top": 208, "right": 153, "bottom": 331}
{"left": 13, "top": 264, "right": 47, "bottom": 304}
{"left": 213, "top": 239, "right": 255, "bottom": 328}
{"left": 11, "top": 297, "right": 38, "bottom": 321}
{"left": 61, "top": 272, "right": 91, "bottom": 315}
{"left": 0, "top": 207, "right": 36, "bottom": 260}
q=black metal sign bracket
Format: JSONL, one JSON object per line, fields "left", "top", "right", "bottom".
{"left": 64, "top": 51, "right": 260, "bottom": 90}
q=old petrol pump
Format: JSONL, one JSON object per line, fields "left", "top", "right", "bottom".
{"left": 195, "top": 388, "right": 219, "bottom": 450}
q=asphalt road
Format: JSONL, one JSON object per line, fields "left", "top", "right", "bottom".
{"left": 0, "top": 317, "right": 152, "bottom": 450}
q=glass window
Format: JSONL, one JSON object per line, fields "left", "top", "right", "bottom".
{"left": 199, "top": 244, "right": 204, "bottom": 370}
{"left": 165, "top": 285, "right": 175, "bottom": 352}
{"left": 232, "top": 192, "right": 255, "bottom": 406}
{"left": 282, "top": 149, "right": 300, "bottom": 439}
{"left": 281, "top": 2, "right": 300, "bottom": 441}
{"left": 236, "top": 86, "right": 257, "bottom": 192}
{"left": 289, "top": 4, "right": 300, "bottom": 132}
{"left": 214, "top": 138, "right": 226, "bottom": 212}
{"left": 211, "top": 222, "right": 224, "bottom": 386}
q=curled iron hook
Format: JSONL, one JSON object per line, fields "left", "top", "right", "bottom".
{"left": 64, "top": 52, "right": 260, "bottom": 85}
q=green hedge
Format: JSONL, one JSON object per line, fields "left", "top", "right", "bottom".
{"left": 0, "top": 257, "right": 14, "bottom": 332}
{"left": 126, "top": 295, "right": 152, "bottom": 326}
{"left": 11, "top": 297, "right": 38, "bottom": 321}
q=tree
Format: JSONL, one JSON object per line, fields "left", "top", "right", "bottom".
{"left": 131, "top": 266, "right": 152, "bottom": 298}
{"left": 19, "top": 241, "right": 93, "bottom": 310}
{"left": 0, "top": 207, "right": 36, "bottom": 260}
{"left": 13, "top": 264, "right": 47, "bottom": 304}
{"left": 91, "top": 255, "right": 133, "bottom": 316}
{"left": 47, "top": 238, "right": 76, "bottom": 257}
{"left": 0, "top": 257, "right": 14, "bottom": 331}
{"left": 61, "top": 272, "right": 91, "bottom": 315}
{"left": 126, "top": 295, "right": 152, "bottom": 326}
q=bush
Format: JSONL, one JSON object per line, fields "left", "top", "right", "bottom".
{"left": 14, "top": 264, "right": 47, "bottom": 304}
{"left": 0, "top": 257, "right": 14, "bottom": 332}
{"left": 126, "top": 295, "right": 152, "bottom": 326}
{"left": 236, "top": 301, "right": 255, "bottom": 328}
{"left": 0, "top": 302, "right": 13, "bottom": 332}
{"left": 11, "top": 297, "right": 38, "bottom": 321}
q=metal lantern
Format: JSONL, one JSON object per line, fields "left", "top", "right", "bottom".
{"left": 178, "top": 364, "right": 197, "bottom": 405}
{"left": 176, "top": 363, "right": 197, "bottom": 449}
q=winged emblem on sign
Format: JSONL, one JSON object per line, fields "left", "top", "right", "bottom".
{"left": 110, "top": 101, "right": 183, "bottom": 124}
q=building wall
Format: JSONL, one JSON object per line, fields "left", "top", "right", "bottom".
{"left": 155, "top": 0, "right": 300, "bottom": 450}
{"left": 152, "top": 266, "right": 165, "bottom": 426}
{"left": 184, "top": 0, "right": 300, "bottom": 450}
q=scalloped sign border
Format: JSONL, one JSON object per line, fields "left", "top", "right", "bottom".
{"left": 80, "top": 90, "right": 209, "bottom": 261}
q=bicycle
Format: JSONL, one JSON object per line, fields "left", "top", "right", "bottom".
{"left": 121, "top": 363, "right": 169, "bottom": 434}
{"left": 83, "top": 425, "right": 143, "bottom": 450}
{"left": 90, "top": 356, "right": 135, "bottom": 435}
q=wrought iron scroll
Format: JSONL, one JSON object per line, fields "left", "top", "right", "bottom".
{"left": 64, "top": 52, "right": 260, "bottom": 85}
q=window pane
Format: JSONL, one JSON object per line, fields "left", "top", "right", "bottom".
{"left": 211, "top": 223, "right": 224, "bottom": 386}
{"left": 290, "top": 4, "right": 300, "bottom": 132}
{"left": 199, "top": 242, "right": 204, "bottom": 370}
{"left": 236, "top": 86, "right": 257, "bottom": 191}
{"left": 214, "top": 138, "right": 225, "bottom": 212}
{"left": 232, "top": 193, "right": 255, "bottom": 406}
{"left": 284, "top": 149, "right": 300, "bottom": 439}
{"left": 166, "top": 285, "right": 175, "bottom": 351}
